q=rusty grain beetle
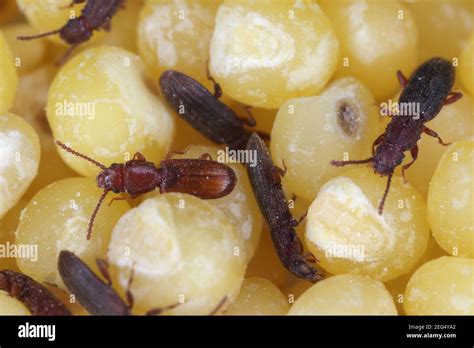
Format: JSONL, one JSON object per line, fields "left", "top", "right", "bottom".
{"left": 56, "top": 141, "right": 237, "bottom": 240}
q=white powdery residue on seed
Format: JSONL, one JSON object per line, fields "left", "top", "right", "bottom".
{"left": 0, "top": 130, "right": 38, "bottom": 205}
{"left": 56, "top": 216, "right": 90, "bottom": 255}
{"left": 144, "top": 4, "right": 177, "bottom": 67}
{"left": 17, "top": 0, "right": 68, "bottom": 16}
{"left": 241, "top": 217, "right": 253, "bottom": 241}
{"left": 143, "top": 0, "right": 213, "bottom": 68}
{"left": 287, "top": 33, "right": 337, "bottom": 91}
{"left": 306, "top": 176, "right": 396, "bottom": 263}
{"left": 228, "top": 202, "right": 243, "bottom": 219}
{"left": 109, "top": 199, "right": 181, "bottom": 279}
{"left": 288, "top": 143, "right": 297, "bottom": 153}
{"left": 348, "top": 2, "right": 406, "bottom": 65}
{"left": 0, "top": 177, "right": 12, "bottom": 212}
{"left": 450, "top": 294, "right": 473, "bottom": 314}
{"left": 246, "top": 88, "right": 267, "bottom": 103}
{"left": 100, "top": 51, "right": 173, "bottom": 147}
{"left": 400, "top": 210, "right": 412, "bottom": 222}
{"left": 407, "top": 286, "right": 427, "bottom": 303}
{"left": 210, "top": 6, "right": 295, "bottom": 77}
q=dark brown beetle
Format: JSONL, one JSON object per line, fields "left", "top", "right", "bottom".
{"left": 331, "top": 57, "right": 463, "bottom": 214}
{"left": 58, "top": 250, "right": 228, "bottom": 315}
{"left": 17, "top": 0, "right": 125, "bottom": 63}
{"left": 58, "top": 250, "right": 180, "bottom": 315}
{"left": 246, "top": 133, "right": 323, "bottom": 283}
{"left": 0, "top": 270, "right": 71, "bottom": 315}
{"left": 159, "top": 70, "right": 260, "bottom": 151}
{"left": 56, "top": 141, "right": 237, "bottom": 240}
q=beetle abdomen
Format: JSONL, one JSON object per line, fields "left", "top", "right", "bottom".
{"left": 399, "top": 58, "right": 454, "bottom": 122}
{"left": 159, "top": 159, "right": 236, "bottom": 199}
{"left": 160, "top": 70, "right": 249, "bottom": 148}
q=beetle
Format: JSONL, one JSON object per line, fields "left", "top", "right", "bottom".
{"left": 331, "top": 57, "right": 463, "bottom": 214}
{"left": 58, "top": 250, "right": 181, "bottom": 315}
{"left": 245, "top": 133, "right": 323, "bottom": 283}
{"left": 159, "top": 70, "right": 262, "bottom": 151}
{"left": 56, "top": 141, "right": 237, "bottom": 240}
{"left": 0, "top": 270, "right": 71, "bottom": 315}
{"left": 17, "top": 0, "right": 125, "bottom": 64}
{"left": 58, "top": 250, "right": 229, "bottom": 315}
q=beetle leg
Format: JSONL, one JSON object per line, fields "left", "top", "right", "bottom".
{"left": 125, "top": 268, "right": 135, "bottom": 310}
{"left": 240, "top": 105, "right": 257, "bottom": 127}
{"left": 291, "top": 211, "right": 308, "bottom": 227}
{"left": 302, "top": 252, "right": 318, "bottom": 264}
{"left": 132, "top": 152, "right": 146, "bottom": 161}
{"left": 396, "top": 70, "right": 409, "bottom": 88}
{"left": 101, "top": 21, "right": 112, "bottom": 32}
{"left": 56, "top": 44, "right": 79, "bottom": 66}
{"left": 96, "top": 258, "right": 112, "bottom": 286}
{"left": 256, "top": 131, "right": 271, "bottom": 142}
{"left": 199, "top": 153, "right": 213, "bottom": 160}
{"left": 146, "top": 302, "right": 181, "bottom": 316}
{"left": 209, "top": 296, "right": 228, "bottom": 315}
{"left": 165, "top": 149, "right": 188, "bottom": 160}
{"left": 423, "top": 126, "right": 451, "bottom": 146}
{"left": 60, "top": 0, "right": 85, "bottom": 9}
{"left": 280, "top": 160, "right": 288, "bottom": 177}
{"left": 108, "top": 196, "right": 127, "bottom": 206}
{"left": 206, "top": 64, "right": 222, "bottom": 99}
{"left": 372, "top": 134, "right": 385, "bottom": 156}
{"left": 402, "top": 145, "right": 418, "bottom": 183}
{"left": 444, "top": 91, "right": 463, "bottom": 105}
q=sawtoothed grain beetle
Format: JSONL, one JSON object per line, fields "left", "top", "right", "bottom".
{"left": 331, "top": 57, "right": 462, "bottom": 214}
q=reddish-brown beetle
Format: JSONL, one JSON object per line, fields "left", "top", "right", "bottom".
{"left": 56, "top": 141, "right": 237, "bottom": 239}
{"left": 0, "top": 270, "right": 71, "bottom": 315}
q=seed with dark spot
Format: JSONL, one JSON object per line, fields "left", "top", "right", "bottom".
{"left": 336, "top": 100, "right": 359, "bottom": 136}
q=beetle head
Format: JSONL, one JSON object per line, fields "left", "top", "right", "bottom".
{"left": 60, "top": 19, "right": 92, "bottom": 45}
{"left": 373, "top": 143, "right": 404, "bottom": 176}
{"left": 288, "top": 256, "right": 322, "bottom": 283}
{"left": 97, "top": 165, "right": 123, "bottom": 193}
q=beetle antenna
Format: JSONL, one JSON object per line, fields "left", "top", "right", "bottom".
{"left": 330, "top": 158, "right": 373, "bottom": 167}
{"left": 17, "top": 28, "right": 61, "bottom": 41}
{"left": 87, "top": 189, "right": 109, "bottom": 240}
{"left": 56, "top": 141, "right": 107, "bottom": 170}
{"left": 56, "top": 44, "right": 78, "bottom": 66}
{"left": 378, "top": 173, "right": 393, "bottom": 215}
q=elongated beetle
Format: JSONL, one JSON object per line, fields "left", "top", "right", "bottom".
{"left": 246, "top": 133, "right": 323, "bottom": 283}
{"left": 0, "top": 270, "right": 71, "bottom": 315}
{"left": 331, "top": 57, "right": 463, "bottom": 214}
{"left": 58, "top": 250, "right": 229, "bottom": 315}
{"left": 160, "top": 70, "right": 262, "bottom": 151}
{"left": 56, "top": 141, "right": 237, "bottom": 240}
{"left": 17, "top": 0, "right": 125, "bottom": 64}
{"left": 58, "top": 250, "right": 180, "bottom": 315}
